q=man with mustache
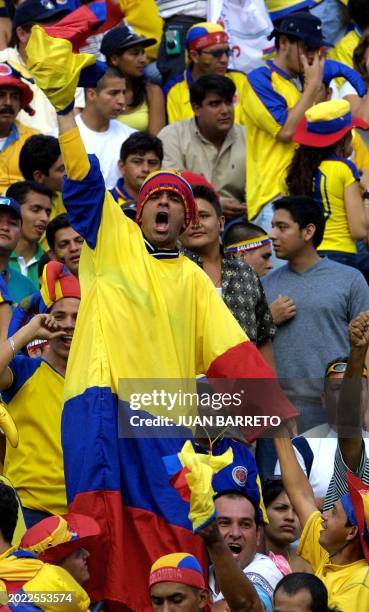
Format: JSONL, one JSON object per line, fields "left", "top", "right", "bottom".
{"left": 0, "top": 62, "right": 37, "bottom": 193}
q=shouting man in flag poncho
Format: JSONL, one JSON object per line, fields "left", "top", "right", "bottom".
{"left": 25, "top": 17, "right": 298, "bottom": 610}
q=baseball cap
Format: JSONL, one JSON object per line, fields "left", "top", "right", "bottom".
{"left": 268, "top": 11, "right": 328, "bottom": 49}
{"left": 14, "top": 0, "right": 70, "bottom": 29}
{"left": 101, "top": 25, "right": 156, "bottom": 58}
{"left": 0, "top": 196, "right": 21, "bottom": 221}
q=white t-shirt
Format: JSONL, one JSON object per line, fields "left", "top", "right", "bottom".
{"left": 75, "top": 114, "right": 135, "bottom": 189}
{"left": 274, "top": 423, "right": 369, "bottom": 499}
{"left": 209, "top": 553, "right": 283, "bottom": 604}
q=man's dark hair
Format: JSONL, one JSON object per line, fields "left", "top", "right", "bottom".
{"left": 0, "top": 482, "right": 18, "bottom": 543}
{"left": 274, "top": 573, "right": 331, "bottom": 612}
{"left": 46, "top": 213, "right": 71, "bottom": 250}
{"left": 190, "top": 75, "right": 236, "bottom": 106}
{"left": 95, "top": 66, "right": 124, "bottom": 93}
{"left": 348, "top": 0, "right": 369, "bottom": 30}
{"left": 120, "top": 132, "right": 163, "bottom": 163}
{"left": 274, "top": 33, "right": 301, "bottom": 51}
{"left": 213, "top": 490, "right": 262, "bottom": 526}
{"left": 6, "top": 181, "right": 52, "bottom": 205}
{"left": 273, "top": 196, "right": 325, "bottom": 248}
{"left": 223, "top": 221, "right": 266, "bottom": 247}
{"left": 19, "top": 135, "right": 61, "bottom": 180}
{"left": 262, "top": 478, "right": 285, "bottom": 508}
{"left": 192, "top": 184, "right": 222, "bottom": 218}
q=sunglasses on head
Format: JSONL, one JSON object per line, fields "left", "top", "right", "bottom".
{"left": 199, "top": 47, "right": 233, "bottom": 59}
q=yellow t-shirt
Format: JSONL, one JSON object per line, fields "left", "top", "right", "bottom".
{"left": 166, "top": 68, "right": 247, "bottom": 125}
{"left": 3, "top": 356, "right": 67, "bottom": 514}
{"left": 243, "top": 60, "right": 300, "bottom": 219}
{"left": 298, "top": 510, "right": 369, "bottom": 611}
{"left": 0, "top": 121, "right": 38, "bottom": 194}
{"left": 329, "top": 28, "right": 360, "bottom": 70}
{"left": 315, "top": 154, "right": 359, "bottom": 254}
{"left": 117, "top": 100, "right": 149, "bottom": 132}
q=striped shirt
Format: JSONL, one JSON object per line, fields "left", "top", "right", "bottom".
{"left": 323, "top": 443, "right": 369, "bottom": 511}
{"left": 156, "top": 0, "right": 207, "bottom": 18}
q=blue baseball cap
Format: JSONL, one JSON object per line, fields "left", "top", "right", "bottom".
{"left": 14, "top": 0, "right": 70, "bottom": 29}
{"left": 0, "top": 197, "right": 22, "bottom": 221}
{"left": 268, "top": 11, "right": 328, "bottom": 49}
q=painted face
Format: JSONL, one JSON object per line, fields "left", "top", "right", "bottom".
{"left": 48, "top": 297, "right": 80, "bottom": 360}
{"left": 190, "top": 44, "right": 232, "bottom": 76}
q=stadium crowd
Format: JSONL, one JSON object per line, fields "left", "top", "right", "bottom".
{"left": 0, "top": 0, "right": 368, "bottom": 610}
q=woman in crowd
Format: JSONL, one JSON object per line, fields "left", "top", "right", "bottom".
{"left": 263, "top": 478, "right": 311, "bottom": 574}
{"left": 286, "top": 99, "right": 369, "bottom": 270}
{"left": 100, "top": 24, "right": 166, "bottom": 135}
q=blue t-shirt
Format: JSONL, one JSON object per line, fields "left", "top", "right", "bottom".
{"left": 262, "top": 257, "right": 369, "bottom": 403}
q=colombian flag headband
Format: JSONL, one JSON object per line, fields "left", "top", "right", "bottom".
{"left": 149, "top": 553, "right": 205, "bottom": 590}
{"left": 186, "top": 22, "right": 228, "bottom": 51}
{"left": 226, "top": 235, "right": 271, "bottom": 254}
{"left": 340, "top": 473, "right": 369, "bottom": 562}
{"left": 136, "top": 170, "right": 198, "bottom": 229}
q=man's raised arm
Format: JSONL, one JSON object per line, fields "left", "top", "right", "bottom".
{"left": 274, "top": 425, "right": 318, "bottom": 528}
{"left": 336, "top": 311, "right": 369, "bottom": 471}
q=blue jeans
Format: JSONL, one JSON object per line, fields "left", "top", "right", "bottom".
{"left": 22, "top": 507, "right": 52, "bottom": 529}
{"left": 251, "top": 200, "right": 284, "bottom": 269}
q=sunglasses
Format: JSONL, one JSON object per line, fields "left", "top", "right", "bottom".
{"left": 326, "top": 361, "right": 368, "bottom": 378}
{"left": 198, "top": 47, "right": 233, "bottom": 59}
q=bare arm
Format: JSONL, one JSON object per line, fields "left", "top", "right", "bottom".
{"left": 200, "top": 520, "right": 263, "bottom": 612}
{"left": 274, "top": 425, "right": 317, "bottom": 527}
{"left": 344, "top": 180, "right": 369, "bottom": 241}
{"left": 344, "top": 94, "right": 369, "bottom": 124}
{"left": 146, "top": 83, "right": 166, "bottom": 135}
{"left": 337, "top": 311, "right": 369, "bottom": 471}
{"left": 277, "top": 53, "right": 324, "bottom": 143}
{"left": 0, "top": 314, "right": 64, "bottom": 390}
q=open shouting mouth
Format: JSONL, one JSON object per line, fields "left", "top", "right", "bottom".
{"left": 154, "top": 210, "right": 169, "bottom": 233}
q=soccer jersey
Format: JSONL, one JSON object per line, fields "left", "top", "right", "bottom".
{"left": 2, "top": 356, "right": 67, "bottom": 515}
{"left": 298, "top": 510, "right": 369, "bottom": 612}
{"left": 314, "top": 154, "right": 359, "bottom": 254}
{"left": 243, "top": 60, "right": 300, "bottom": 219}
{"left": 165, "top": 67, "right": 247, "bottom": 125}
{"left": 329, "top": 28, "right": 361, "bottom": 70}
{"left": 109, "top": 177, "right": 135, "bottom": 207}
